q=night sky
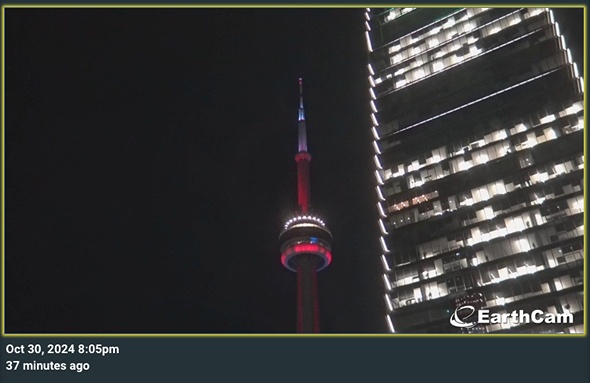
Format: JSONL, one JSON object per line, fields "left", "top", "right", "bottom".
{"left": 6, "top": 7, "right": 385, "bottom": 333}
{"left": 4, "top": 7, "right": 583, "bottom": 334}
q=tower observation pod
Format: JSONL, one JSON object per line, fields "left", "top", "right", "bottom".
{"left": 279, "top": 78, "right": 332, "bottom": 333}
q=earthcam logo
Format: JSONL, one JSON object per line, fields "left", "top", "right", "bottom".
{"left": 450, "top": 305, "right": 478, "bottom": 328}
{"left": 450, "top": 305, "right": 574, "bottom": 328}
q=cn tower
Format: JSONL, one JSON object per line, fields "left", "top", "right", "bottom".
{"left": 279, "top": 78, "right": 332, "bottom": 333}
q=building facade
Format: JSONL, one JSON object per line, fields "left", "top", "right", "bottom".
{"left": 365, "top": 7, "right": 584, "bottom": 333}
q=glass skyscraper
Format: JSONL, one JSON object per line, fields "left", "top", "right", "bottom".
{"left": 365, "top": 8, "right": 584, "bottom": 333}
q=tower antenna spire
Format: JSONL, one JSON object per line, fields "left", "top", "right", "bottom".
{"left": 299, "top": 77, "right": 305, "bottom": 115}
{"left": 298, "top": 78, "right": 307, "bottom": 152}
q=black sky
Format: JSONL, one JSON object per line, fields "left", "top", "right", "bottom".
{"left": 4, "top": 7, "right": 583, "bottom": 334}
{"left": 6, "top": 8, "right": 386, "bottom": 333}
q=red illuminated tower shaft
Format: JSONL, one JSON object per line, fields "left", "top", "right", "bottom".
{"left": 297, "top": 253, "right": 320, "bottom": 332}
{"left": 280, "top": 78, "right": 332, "bottom": 333}
{"left": 296, "top": 152, "right": 311, "bottom": 213}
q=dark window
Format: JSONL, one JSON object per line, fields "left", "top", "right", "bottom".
{"left": 492, "top": 201, "right": 502, "bottom": 212}
{"left": 418, "top": 202, "right": 434, "bottom": 214}
{"left": 571, "top": 241, "right": 583, "bottom": 251}
{"left": 459, "top": 191, "right": 472, "bottom": 201}
{"left": 455, "top": 10, "right": 467, "bottom": 20}
{"left": 553, "top": 184, "right": 564, "bottom": 196}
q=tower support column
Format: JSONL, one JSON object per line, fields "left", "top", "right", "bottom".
{"left": 296, "top": 254, "right": 320, "bottom": 333}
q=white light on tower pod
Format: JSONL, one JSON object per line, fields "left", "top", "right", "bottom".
{"left": 365, "top": 21, "right": 371, "bottom": 31}
{"left": 367, "top": 63, "right": 375, "bottom": 76}
{"left": 567, "top": 49, "right": 572, "bottom": 64}
{"left": 555, "top": 22, "right": 561, "bottom": 37}
{"left": 549, "top": 9, "right": 555, "bottom": 23}
{"left": 368, "top": 75, "right": 375, "bottom": 87}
